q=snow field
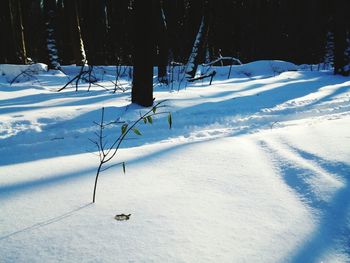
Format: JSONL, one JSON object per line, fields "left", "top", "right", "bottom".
{"left": 1, "top": 61, "right": 350, "bottom": 262}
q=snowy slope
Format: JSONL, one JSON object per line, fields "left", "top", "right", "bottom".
{"left": 0, "top": 61, "right": 350, "bottom": 263}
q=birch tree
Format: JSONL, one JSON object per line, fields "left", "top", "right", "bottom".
{"left": 185, "top": 16, "right": 206, "bottom": 79}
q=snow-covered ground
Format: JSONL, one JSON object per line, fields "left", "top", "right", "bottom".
{"left": 0, "top": 61, "right": 349, "bottom": 262}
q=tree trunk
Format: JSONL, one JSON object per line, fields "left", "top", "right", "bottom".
{"left": 80, "top": 0, "right": 108, "bottom": 65}
{"left": 64, "top": 0, "right": 86, "bottom": 65}
{"left": 156, "top": 3, "right": 169, "bottom": 84}
{"left": 185, "top": 16, "right": 206, "bottom": 79}
{"left": 324, "top": 31, "right": 334, "bottom": 69}
{"left": 334, "top": 0, "right": 350, "bottom": 76}
{"left": 8, "top": 0, "right": 27, "bottom": 64}
{"left": 132, "top": 0, "right": 154, "bottom": 107}
{"left": 184, "top": 0, "right": 212, "bottom": 78}
{"left": 44, "top": 0, "right": 61, "bottom": 69}
{"left": 0, "top": 1, "right": 8, "bottom": 63}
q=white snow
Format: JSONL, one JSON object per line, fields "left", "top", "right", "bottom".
{"left": 0, "top": 63, "right": 48, "bottom": 83}
{"left": 232, "top": 60, "right": 298, "bottom": 77}
{"left": 0, "top": 61, "right": 350, "bottom": 262}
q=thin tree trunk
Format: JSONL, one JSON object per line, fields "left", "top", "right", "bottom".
{"left": 185, "top": 16, "right": 206, "bottom": 79}
{"left": 156, "top": 2, "right": 169, "bottom": 84}
{"left": 184, "top": 0, "right": 211, "bottom": 78}
{"left": 132, "top": 0, "right": 154, "bottom": 107}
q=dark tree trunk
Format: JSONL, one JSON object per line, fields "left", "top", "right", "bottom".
{"left": 163, "top": 0, "right": 187, "bottom": 62}
{"left": 132, "top": 0, "right": 154, "bottom": 107}
{"left": 334, "top": 0, "right": 350, "bottom": 76}
{"left": 105, "top": 0, "right": 134, "bottom": 64}
{"left": 155, "top": 1, "right": 169, "bottom": 83}
{"left": 20, "top": 0, "right": 47, "bottom": 64}
{"left": 64, "top": 0, "right": 86, "bottom": 65}
{"left": 43, "top": 0, "right": 60, "bottom": 69}
{"left": 80, "top": 0, "right": 108, "bottom": 65}
{"left": 0, "top": 1, "right": 9, "bottom": 63}
{"left": 7, "top": 0, "right": 27, "bottom": 64}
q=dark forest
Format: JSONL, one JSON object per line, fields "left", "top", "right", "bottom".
{"left": 1, "top": 0, "right": 350, "bottom": 76}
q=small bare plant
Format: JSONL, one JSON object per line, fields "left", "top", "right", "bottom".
{"left": 58, "top": 64, "right": 110, "bottom": 92}
{"left": 10, "top": 66, "right": 42, "bottom": 85}
{"left": 110, "top": 58, "right": 128, "bottom": 93}
{"left": 90, "top": 101, "right": 172, "bottom": 203}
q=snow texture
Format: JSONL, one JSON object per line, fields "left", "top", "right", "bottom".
{"left": 0, "top": 63, "right": 48, "bottom": 83}
{"left": 0, "top": 61, "right": 350, "bottom": 263}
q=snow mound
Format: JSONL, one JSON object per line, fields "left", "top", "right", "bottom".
{"left": 0, "top": 63, "right": 48, "bottom": 83}
{"left": 235, "top": 60, "right": 297, "bottom": 78}
{"left": 208, "top": 60, "right": 298, "bottom": 79}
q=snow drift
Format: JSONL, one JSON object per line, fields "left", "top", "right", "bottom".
{"left": 0, "top": 63, "right": 48, "bottom": 83}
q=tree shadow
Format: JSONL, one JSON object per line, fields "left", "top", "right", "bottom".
{"left": 0, "top": 82, "right": 46, "bottom": 92}
{"left": 0, "top": 136, "right": 217, "bottom": 242}
{"left": 166, "top": 72, "right": 346, "bottom": 136}
{"left": 0, "top": 94, "right": 121, "bottom": 115}
{"left": 0, "top": 89, "right": 115, "bottom": 108}
{"left": 1, "top": 70, "right": 349, "bottom": 262}
{"left": 0, "top": 203, "right": 92, "bottom": 241}
{"left": 259, "top": 141, "right": 328, "bottom": 209}
{"left": 261, "top": 141, "right": 350, "bottom": 262}
{"left": 305, "top": 82, "right": 350, "bottom": 110}
{"left": 0, "top": 138, "right": 212, "bottom": 200}
{"left": 288, "top": 147, "right": 350, "bottom": 262}
{"left": 0, "top": 104, "right": 129, "bottom": 166}
{"left": 1, "top": 72, "right": 348, "bottom": 168}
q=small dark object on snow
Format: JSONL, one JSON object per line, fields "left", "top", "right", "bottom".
{"left": 114, "top": 214, "right": 131, "bottom": 221}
